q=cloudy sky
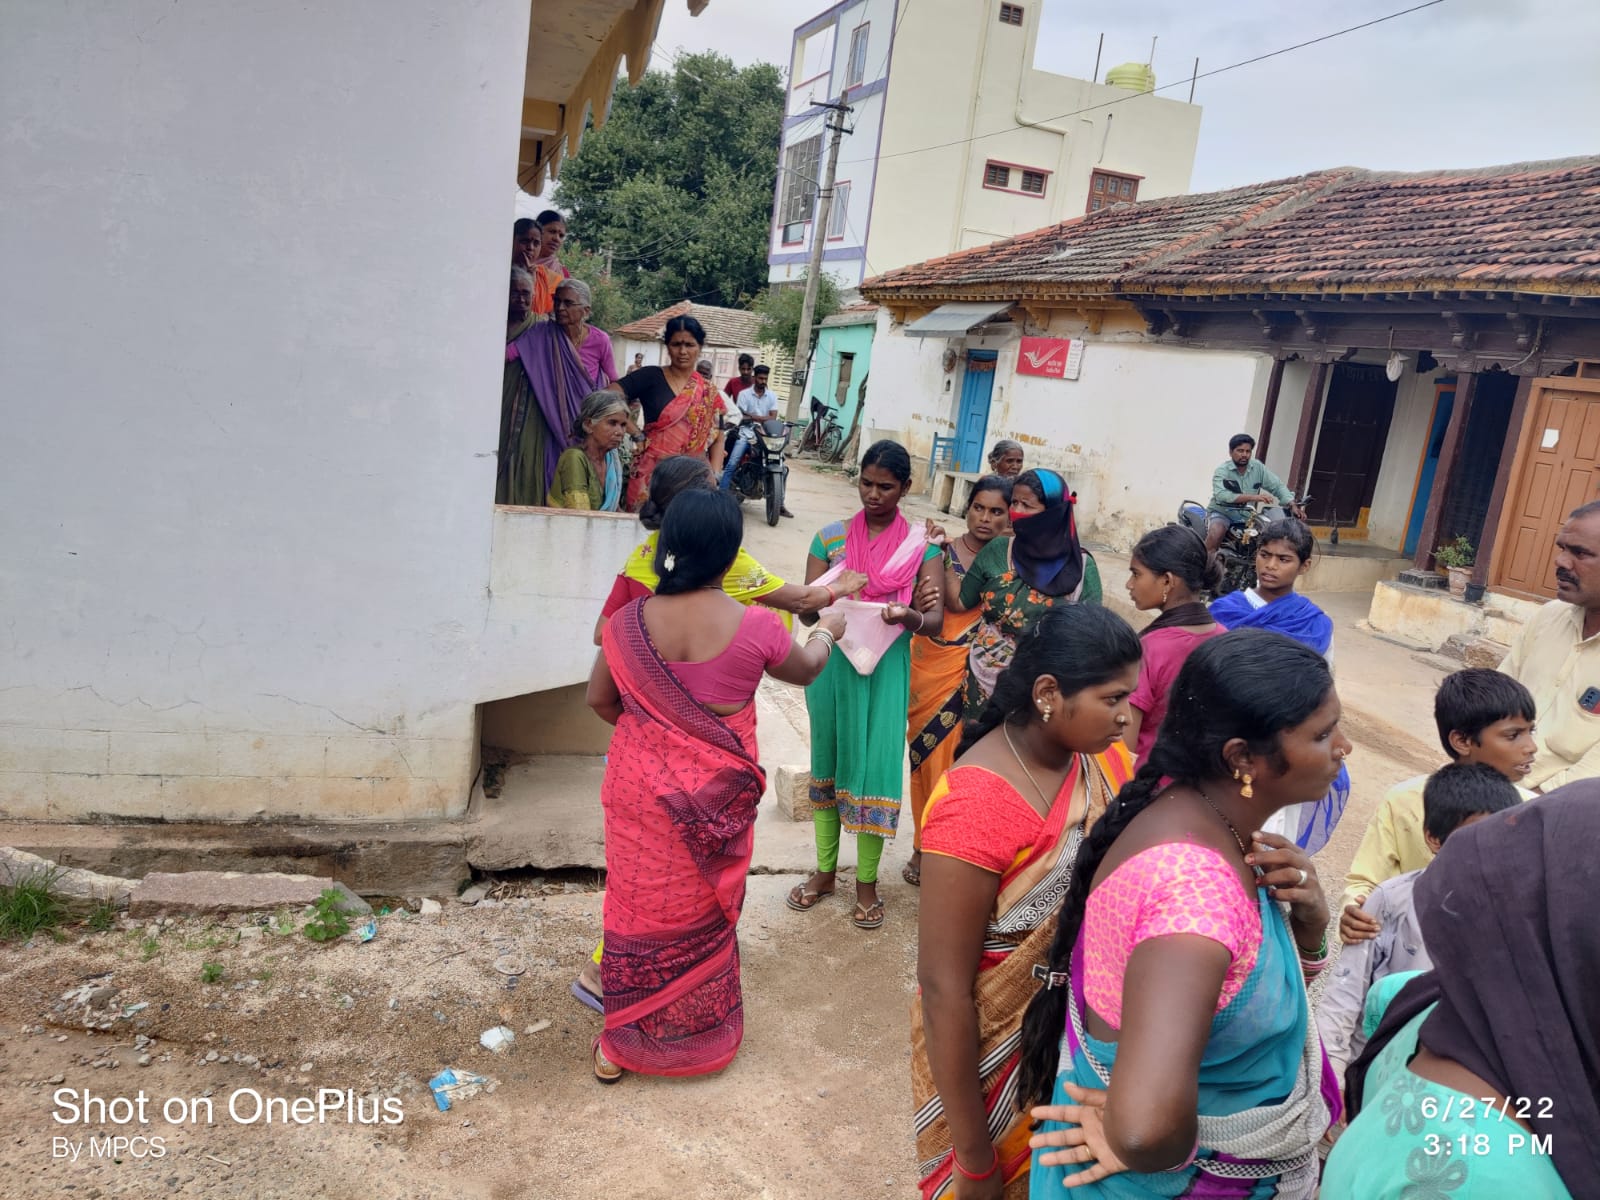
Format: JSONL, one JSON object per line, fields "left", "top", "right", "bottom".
{"left": 650, "top": 0, "right": 1600, "bottom": 191}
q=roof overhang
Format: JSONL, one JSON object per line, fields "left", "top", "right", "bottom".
{"left": 902, "top": 301, "right": 1016, "bottom": 337}
{"left": 518, "top": 1, "right": 708, "bottom": 194}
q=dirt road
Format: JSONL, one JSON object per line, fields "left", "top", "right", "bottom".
{"left": 0, "top": 462, "right": 1443, "bottom": 1198}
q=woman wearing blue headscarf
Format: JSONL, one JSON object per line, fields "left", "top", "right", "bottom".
{"left": 935, "top": 468, "right": 1103, "bottom": 724}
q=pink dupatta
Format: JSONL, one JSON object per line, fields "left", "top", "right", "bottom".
{"left": 816, "top": 510, "right": 927, "bottom": 674}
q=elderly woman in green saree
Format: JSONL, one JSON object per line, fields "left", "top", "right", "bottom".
{"left": 549, "top": 391, "right": 630, "bottom": 511}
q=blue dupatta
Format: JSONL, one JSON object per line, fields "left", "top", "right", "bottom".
{"left": 1034, "top": 888, "right": 1336, "bottom": 1197}
{"left": 1208, "top": 590, "right": 1332, "bottom": 655}
{"left": 1209, "top": 589, "right": 1347, "bottom": 855}
{"left": 601, "top": 451, "right": 623, "bottom": 511}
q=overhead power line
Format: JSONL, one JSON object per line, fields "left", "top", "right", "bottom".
{"left": 838, "top": 0, "right": 1446, "bottom": 169}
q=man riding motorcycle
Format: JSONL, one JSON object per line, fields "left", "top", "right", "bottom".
{"left": 1204, "top": 432, "right": 1305, "bottom": 552}
{"left": 719, "top": 364, "right": 793, "bottom": 518}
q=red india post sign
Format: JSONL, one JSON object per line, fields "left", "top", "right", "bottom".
{"left": 1017, "top": 336, "right": 1076, "bottom": 379}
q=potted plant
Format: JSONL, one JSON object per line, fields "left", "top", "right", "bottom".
{"left": 1435, "top": 536, "right": 1476, "bottom": 598}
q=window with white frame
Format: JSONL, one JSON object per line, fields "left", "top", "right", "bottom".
{"left": 794, "top": 24, "right": 836, "bottom": 86}
{"left": 845, "top": 24, "right": 870, "bottom": 89}
{"left": 827, "top": 181, "right": 851, "bottom": 239}
{"left": 779, "top": 134, "right": 822, "bottom": 240}
{"left": 999, "top": 3, "right": 1024, "bottom": 26}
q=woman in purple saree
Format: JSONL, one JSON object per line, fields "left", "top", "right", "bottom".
{"left": 498, "top": 279, "right": 617, "bottom": 506}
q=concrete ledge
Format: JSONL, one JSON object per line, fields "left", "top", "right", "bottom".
{"left": 1301, "top": 552, "right": 1409, "bottom": 594}
{"left": 1367, "top": 579, "right": 1544, "bottom": 650}
{"left": 0, "top": 819, "right": 470, "bottom": 898}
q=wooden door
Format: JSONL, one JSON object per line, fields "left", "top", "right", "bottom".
{"left": 1306, "top": 363, "right": 1398, "bottom": 525}
{"left": 1492, "top": 378, "right": 1600, "bottom": 599}
{"left": 955, "top": 352, "right": 997, "bottom": 472}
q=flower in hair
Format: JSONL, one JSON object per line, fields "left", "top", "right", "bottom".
{"left": 663, "top": 552, "right": 676, "bottom": 572}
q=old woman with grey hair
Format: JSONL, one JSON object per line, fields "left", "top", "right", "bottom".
{"left": 987, "top": 438, "right": 1024, "bottom": 478}
{"left": 500, "top": 276, "right": 620, "bottom": 506}
{"left": 549, "top": 391, "right": 630, "bottom": 511}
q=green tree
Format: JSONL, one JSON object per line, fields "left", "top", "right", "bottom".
{"left": 557, "top": 247, "right": 642, "bottom": 331}
{"left": 752, "top": 271, "right": 842, "bottom": 356}
{"left": 552, "top": 53, "right": 783, "bottom": 318}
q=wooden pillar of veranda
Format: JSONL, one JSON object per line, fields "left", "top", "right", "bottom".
{"left": 1287, "top": 360, "right": 1330, "bottom": 496}
{"left": 1411, "top": 370, "right": 1480, "bottom": 572}
{"left": 1465, "top": 372, "right": 1536, "bottom": 602}
{"left": 1255, "top": 358, "right": 1287, "bottom": 463}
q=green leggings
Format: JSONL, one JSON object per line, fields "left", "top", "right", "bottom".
{"left": 813, "top": 806, "right": 884, "bottom": 884}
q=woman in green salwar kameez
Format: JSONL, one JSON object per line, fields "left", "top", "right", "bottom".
{"left": 787, "top": 441, "right": 945, "bottom": 931}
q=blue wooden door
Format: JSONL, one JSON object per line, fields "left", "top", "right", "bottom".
{"left": 956, "top": 351, "right": 997, "bottom": 471}
{"left": 1404, "top": 380, "right": 1456, "bottom": 556}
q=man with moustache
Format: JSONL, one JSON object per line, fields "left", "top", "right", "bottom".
{"left": 1499, "top": 500, "right": 1600, "bottom": 790}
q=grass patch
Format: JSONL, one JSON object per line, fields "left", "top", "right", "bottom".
{"left": 199, "top": 961, "right": 225, "bottom": 985}
{"left": 139, "top": 935, "right": 161, "bottom": 961}
{"left": 0, "top": 868, "right": 67, "bottom": 941}
{"left": 84, "top": 898, "right": 119, "bottom": 932}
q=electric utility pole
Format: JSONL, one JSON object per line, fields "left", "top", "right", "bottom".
{"left": 786, "top": 100, "right": 852, "bottom": 422}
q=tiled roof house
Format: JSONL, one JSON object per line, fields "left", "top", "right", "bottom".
{"left": 859, "top": 157, "right": 1600, "bottom": 600}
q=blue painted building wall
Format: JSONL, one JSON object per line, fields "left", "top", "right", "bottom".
{"left": 806, "top": 318, "right": 875, "bottom": 438}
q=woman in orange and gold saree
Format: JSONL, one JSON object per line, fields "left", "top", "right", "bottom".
{"left": 609, "top": 314, "right": 725, "bottom": 512}
{"left": 585, "top": 491, "right": 841, "bottom": 1082}
{"left": 912, "top": 606, "right": 1140, "bottom": 1199}
{"left": 904, "top": 475, "right": 1013, "bottom": 886}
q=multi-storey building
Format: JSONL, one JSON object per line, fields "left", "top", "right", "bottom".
{"left": 767, "top": 0, "right": 1204, "bottom": 290}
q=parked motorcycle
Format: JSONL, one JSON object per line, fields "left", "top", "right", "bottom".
{"left": 728, "top": 418, "right": 797, "bottom": 527}
{"left": 1174, "top": 492, "right": 1312, "bottom": 597}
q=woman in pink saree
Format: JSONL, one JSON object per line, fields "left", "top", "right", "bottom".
{"left": 610, "top": 314, "right": 725, "bottom": 512}
{"left": 586, "top": 490, "right": 840, "bottom": 1081}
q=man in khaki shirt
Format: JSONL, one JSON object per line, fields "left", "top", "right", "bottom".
{"left": 1500, "top": 501, "right": 1600, "bottom": 791}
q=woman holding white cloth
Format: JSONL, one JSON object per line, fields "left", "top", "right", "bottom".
{"left": 786, "top": 441, "right": 945, "bottom": 931}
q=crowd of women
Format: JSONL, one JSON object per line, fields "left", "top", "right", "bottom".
{"left": 574, "top": 407, "right": 1593, "bottom": 1197}
{"left": 499, "top": 211, "right": 727, "bottom": 515}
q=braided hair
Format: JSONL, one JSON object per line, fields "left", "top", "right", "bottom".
{"left": 1013, "top": 628, "right": 1335, "bottom": 1110}
{"left": 956, "top": 606, "right": 1141, "bottom": 759}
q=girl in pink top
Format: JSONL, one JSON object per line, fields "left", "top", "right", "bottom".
{"left": 1122, "top": 526, "right": 1227, "bottom": 764}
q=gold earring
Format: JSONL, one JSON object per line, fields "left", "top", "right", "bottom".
{"left": 1240, "top": 772, "right": 1254, "bottom": 800}
{"left": 1040, "top": 702, "right": 1053, "bottom": 722}
{"left": 1162, "top": 585, "right": 1171, "bottom": 604}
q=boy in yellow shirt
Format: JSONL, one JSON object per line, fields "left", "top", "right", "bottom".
{"left": 1338, "top": 668, "right": 1535, "bottom": 942}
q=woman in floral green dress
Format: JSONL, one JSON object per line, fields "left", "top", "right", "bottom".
{"left": 935, "top": 468, "right": 1101, "bottom": 723}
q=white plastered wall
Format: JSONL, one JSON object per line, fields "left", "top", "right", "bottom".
{"left": 0, "top": 0, "right": 629, "bottom": 824}
{"left": 866, "top": 310, "right": 1270, "bottom": 549}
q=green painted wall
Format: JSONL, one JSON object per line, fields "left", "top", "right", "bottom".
{"left": 806, "top": 321, "right": 875, "bottom": 439}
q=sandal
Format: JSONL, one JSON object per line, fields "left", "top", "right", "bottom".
{"left": 852, "top": 898, "right": 886, "bottom": 930}
{"left": 902, "top": 860, "right": 921, "bottom": 887}
{"left": 592, "top": 1038, "right": 624, "bottom": 1085}
{"left": 786, "top": 881, "right": 836, "bottom": 912}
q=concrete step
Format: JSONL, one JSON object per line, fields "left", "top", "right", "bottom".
{"left": 0, "top": 818, "right": 470, "bottom": 898}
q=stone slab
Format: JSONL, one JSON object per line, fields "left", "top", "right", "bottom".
{"left": 1, "top": 819, "right": 469, "bottom": 897}
{"left": 129, "top": 871, "right": 373, "bottom": 918}
{"left": 0, "top": 846, "right": 135, "bottom": 907}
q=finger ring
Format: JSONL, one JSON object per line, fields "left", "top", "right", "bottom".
{"left": 1295, "top": 868, "right": 1308, "bottom": 887}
